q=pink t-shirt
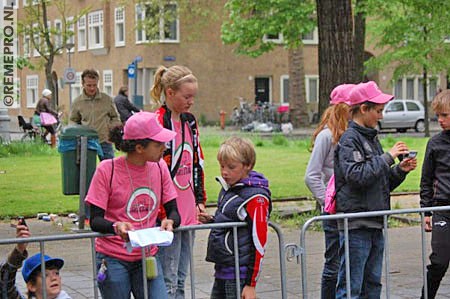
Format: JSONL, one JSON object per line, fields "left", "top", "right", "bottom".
{"left": 171, "top": 120, "right": 198, "bottom": 225}
{"left": 85, "top": 156, "right": 177, "bottom": 261}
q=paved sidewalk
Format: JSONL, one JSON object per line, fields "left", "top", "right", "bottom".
{"left": 1, "top": 196, "right": 449, "bottom": 299}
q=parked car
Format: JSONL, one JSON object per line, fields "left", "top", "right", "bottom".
{"left": 377, "top": 99, "right": 425, "bottom": 133}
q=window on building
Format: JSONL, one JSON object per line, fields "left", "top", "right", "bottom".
{"left": 54, "top": 19, "right": 63, "bottom": 50}
{"left": 394, "top": 76, "right": 440, "bottom": 101}
{"left": 306, "top": 76, "right": 319, "bottom": 103}
{"left": 71, "top": 72, "right": 82, "bottom": 100}
{"left": 115, "top": 7, "right": 125, "bottom": 46}
{"left": 103, "top": 70, "right": 113, "bottom": 96}
{"left": 66, "top": 16, "right": 75, "bottom": 52}
{"left": 23, "top": 34, "right": 30, "bottom": 57}
{"left": 394, "top": 79, "right": 403, "bottom": 99}
{"left": 281, "top": 75, "right": 319, "bottom": 103}
{"left": 302, "top": 27, "right": 318, "bottom": 44}
{"left": 23, "top": 0, "right": 38, "bottom": 6}
{"left": 32, "top": 24, "right": 40, "bottom": 57}
{"left": 280, "top": 75, "right": 289, "bottom": 104}
{"left": 78, "top": 15, "right": 86, "bottom": 51}
{"left": 26, "top": 75, "right": 38, "bottom": 107}
{"left": 88, "top": 10, "right": 104, "bottom": 49}
{"left": 406, "top": 78, "right": 414, "bottom": 99}
{"left": 263, "top": 33, "right": 283, "bottom": 44}
{"left": 135, "top": 3, "right": 179, "bottom": 43}
{"left": 162, "top": 3, "right": 178, "bottom": 41}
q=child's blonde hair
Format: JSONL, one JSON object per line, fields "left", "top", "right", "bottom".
{"left": 432, "top": 89, "right": 450, "bottom": 113}
{"left": 150, "top": 65, "right": 197, "bottom": 106}
{"left": 217, "top": 137, "right": 256, "bottom": 169}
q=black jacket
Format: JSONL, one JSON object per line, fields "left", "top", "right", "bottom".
{"left": 114, "top": 94, "right": 140, "bottom": 123}
{"left": 420, "top": 130, "right": 450, "bottom": 216}
{"left": 334, "top": 121, "right": 407, "bottom": 228}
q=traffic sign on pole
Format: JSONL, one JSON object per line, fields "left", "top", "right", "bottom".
{"left": 128, "top": 63, "right": 136, "bottom": 79}
{"left": 64, "top": 67, "right": 76, "bottom": 84}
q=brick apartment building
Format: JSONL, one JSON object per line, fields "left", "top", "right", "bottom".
{"left": 13, "top": 0, "right": 446, "bottom": 124}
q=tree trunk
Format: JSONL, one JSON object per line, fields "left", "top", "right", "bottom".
{"left": 353, "top": 0, "right": 366, "bottom": 82}
{"left": 316, "top": 0, "right": 356, "bottom": 117}
{"left": 288, "top": 46, "right": 309, "bottom": 127}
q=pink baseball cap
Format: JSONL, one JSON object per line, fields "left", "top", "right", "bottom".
{"left": 123, "top": 112, "right": 176, "bottom": 142}
{"left": 330, "top": 84, "right": 355, "bottom": 105}
{"left": 349, "top": 81, "right": 394, "bottom": 106}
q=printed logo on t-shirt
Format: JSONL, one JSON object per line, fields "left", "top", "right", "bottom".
{"left": 173, "top": 142, "right": 193, "bottom": 190}
{"left": 126, "top": 187, "right": 158, "bottom": 221}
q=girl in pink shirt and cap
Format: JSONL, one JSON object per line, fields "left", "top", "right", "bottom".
{"left": 86, "top": 112, "right": 181, "bottom": 299}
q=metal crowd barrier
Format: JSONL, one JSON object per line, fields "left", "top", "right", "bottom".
{"left": 285, "top": 206, "right": 450, "bottom": 299}
{"left": 0, "top": 221, "right": 286, "bottom": 299}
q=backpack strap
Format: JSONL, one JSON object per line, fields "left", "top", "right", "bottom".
{"left": 109, "top": 158, "right": 114, "bottom": 195}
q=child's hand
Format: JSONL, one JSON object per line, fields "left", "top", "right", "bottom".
{"left": 198, "top": 212, "right": 213, "bottom": 224}
{"left": 16, "top": 225, "right": 31, "bottom": 253}
{"left": 241, "top": 285, "right": 256, "bottom": 299}
{"left": 113, "top": 222, "right": 133, "bottom": 242}
{"left": 160, "top": 218, "right": 174, "bottom": 231}
{"left": 388, "top": 141, "right": 409, "bottom": 159}
{"left": 399, "top": 156, "right": 417, "bottom": 172}
{"left": 196, "top": 203, "right": 206, "bottom": 214}
{"left": 424, "top": 216, "right": 432, "bottom": 232}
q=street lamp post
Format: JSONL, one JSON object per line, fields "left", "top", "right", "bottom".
{"left": 65, "top": 43, "right": 75, "bottom": 108}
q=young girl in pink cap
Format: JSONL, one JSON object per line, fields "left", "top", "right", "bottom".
{"left": 305, "top": 83, "right": 353, "bottom": 299}
{"left": 333, "top": 81, "right": 417, "bottom": 298}
{"left": 86, "top": 111, "right": 180, "bottom": 299}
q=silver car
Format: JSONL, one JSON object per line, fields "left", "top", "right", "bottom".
{"left": 378, "top": 99, "right": 425, "bottom": 133}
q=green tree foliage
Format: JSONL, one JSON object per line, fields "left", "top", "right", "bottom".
{"left": 365, "top": 0, "right": 450, "bottom": 136}
{"left": 221, "top": 0, "right": 315, "bottom": 57}
{"left": 132, "top": 0, "right": 217, "bottom": 43}
{"left": 19, "top": 0, "right": 89, "bottom": 108}
{"left": 221, "top": 0, "right": 316, "bottom": 127}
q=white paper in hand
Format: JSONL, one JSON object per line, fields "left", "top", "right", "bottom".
{"left": 128, "top": 227, "right": 174, "bottom": 248}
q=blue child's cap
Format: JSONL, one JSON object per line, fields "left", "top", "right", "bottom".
{"left": 22, "top": 253, "right": 64, "bottom": 282}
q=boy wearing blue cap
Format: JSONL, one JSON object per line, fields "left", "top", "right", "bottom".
{"left": 22, "top": 253, "right": 69, "bottom": 299}
{"left": 0, "top": 222, "right": 30, "bottom": 298}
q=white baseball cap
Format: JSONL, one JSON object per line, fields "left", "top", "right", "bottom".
{"left": 42, "top": 89, "right": 52, "bottom": 97}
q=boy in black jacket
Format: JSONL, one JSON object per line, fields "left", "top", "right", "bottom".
{"left": 420, "top": 89, "right": 450, "bottom": 299}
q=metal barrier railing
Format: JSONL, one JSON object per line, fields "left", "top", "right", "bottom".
{"left": 286, "top": 206, "right": 450, "bottom": 299}
{"left": 0, "top": 221, "right": 286, "bottom": 299}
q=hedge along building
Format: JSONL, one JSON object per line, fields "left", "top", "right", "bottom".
{"left": 13, "top": 0, "right": 446, "bottom": 125}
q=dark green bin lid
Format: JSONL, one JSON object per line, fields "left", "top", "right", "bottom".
{"left": 60, "top": 125, "right": 98, "bottom": 140}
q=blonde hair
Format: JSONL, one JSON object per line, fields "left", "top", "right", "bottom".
{"left": 310, "top": 103, "right": 349, "bottom": 151}
{"left": 432, "top": 89, "right": 450, "bottom": 113}
{"left": 150, "top": 65, "right": 198, "bottom": 106}
{"left": 217, "top": 137, "right": 256, "bottom": 169}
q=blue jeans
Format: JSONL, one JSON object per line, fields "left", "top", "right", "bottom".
{"left": 321, "top": 217, "right": 340, "bottom": 299}
{"left": 99, "top": 142, "right": 114, "bottom": 161}
{"left": 96, "top": 252, "right": 167, "bottom": 299}
{"left": 158, "top": 230, "right": 194, "bottom": 299}
{"left": 336, "top": 228, "right": 384, "bottom": 299}
{"left": 210, "top": 278, "right": 246, "bottom": 299}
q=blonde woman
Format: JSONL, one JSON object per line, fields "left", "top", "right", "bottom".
{"left": 151, "top": 65, "right": 207, "bottom": 299}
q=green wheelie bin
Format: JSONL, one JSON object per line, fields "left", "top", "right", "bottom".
{"left": 58, "top": 125, "right": 100, "bottom": 195}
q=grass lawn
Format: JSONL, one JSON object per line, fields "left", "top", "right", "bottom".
{"left": 0, "top": 130, "right": 429, "bottom": 219}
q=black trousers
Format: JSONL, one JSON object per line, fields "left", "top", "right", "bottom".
{"left": 422, "top": 213, "right": 450, "bottom": 299}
